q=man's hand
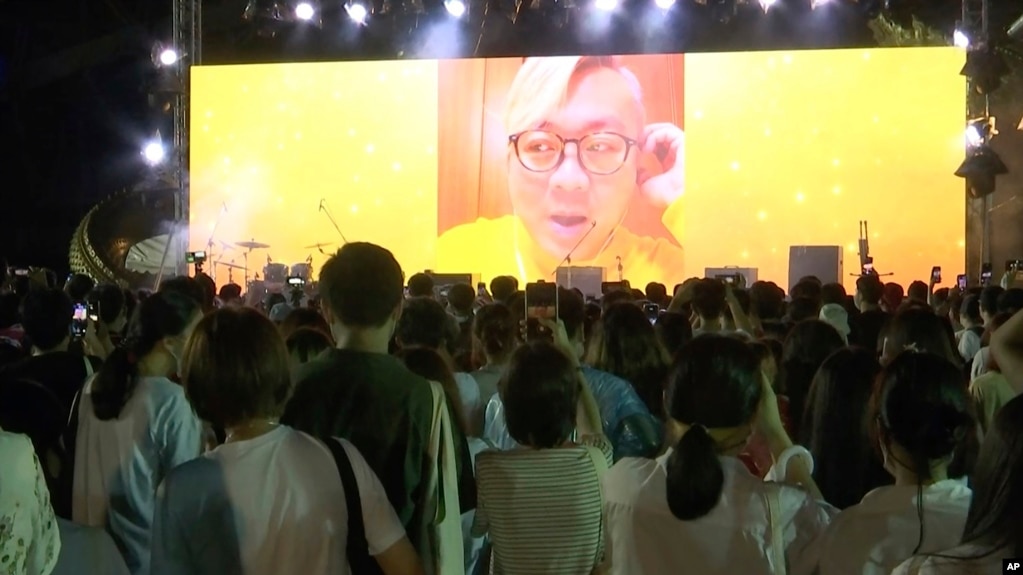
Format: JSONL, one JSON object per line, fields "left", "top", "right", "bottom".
{"left": 637, "top": 123, "right": 685, "bottom": 210}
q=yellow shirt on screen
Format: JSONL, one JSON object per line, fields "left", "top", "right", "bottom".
{"left": 436, "top": 205, "right": 684, "bottom": 288}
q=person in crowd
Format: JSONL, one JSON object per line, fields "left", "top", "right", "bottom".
{"left": 586, "top": 302, "right": 670, "bottom": 419}
{"left": 881, "top": 282, "right": 906, "bottom": 313}
{"left": 653, "top": 310, "right": 692, "bottom": 357}
{"left": 645, "top": 282, "right": 670, "bottom": 308}
{"left": 907, "top": 281, "right": 929, "bottom": 304}
{"left": 158, "top": 276, "right": 207, "bottom": 311}
{"left": 785, "top": 297, "right": 820, "bottom": 325}
{"left": 436, "top": 56, "right": 686, "bottom": 289}
{"left": 799, "top": 352, "right": 975, "bottom": 575}
{"left": 689, "top": 279, "right": 727, "bottom": 337}
{"left": 73, "top": 291, "right": 204, "bottom": 575}
{"left": 469, "top": 304, "right": 516, "bottom": 435}
{"left": 285, "top": 327, "right": 333, "bottom": 369}
{"left": 65, "top": 273, "right": 96, "bottom": 302}
{"left": 879, "top": 308, "right": 961, "bottom": 368}
{"left": 281, "top": 243, "right": 475, "bottom": 561}
{"left": 945, "top": 289, "right": 964, "bottom": 332}
{"left": 407, "top": 272, "right": 435, "bottom": 299}
{"left": 955, "top": 295, "right": 984, "bottom": 365}
{"left": 800, "top": 347, "right": 890, "bottom": 509}
{"left": 969, "top": 312, "right": 1017, "bottom": 435}
{"left": 396, "top": 296, "right": 482, "bottom": 436}
{"left": 217, "top": 283, "right": 243, "bottom": 307}
{"left": 970, "top": 286, "right": 1019, "bottom": 382}
{"left": 473, "top": 328, "right": 610, "bottom": 574}
{"left": 776, "top": 319, "right": 844, "bottom": 441}
{"left": 979, "top": 286, "right": 1004, "bottom": 328}
{"left": 791, "top": 279, "right": 823, "bottom": 308}
{"left": 818, "top": 283, "right": 850, "bottom": 344}
{"left": 853, "top": 274, "right": 889, "bottom": 352}
{"left": 395, "top": 346, "right": 489, "bottom": 575}
{"left": 0, "top": 428, "right": 60, "bottom": 575}
{"left": 602, "top": 335, "right": 829, "bottom": 574}
{"left": 267, "top": 302, "right": 293, "bottom": 326}
{"left": 1, "top": 287, "right": 103, "bottom": 417}
{"left": 0, "top": 291, "right": 25, "bottom": 362}
{"left": 992, "top": 308, "right": 1023, "bottom": 394}
{"left": 893, "top": 393, "right": 1023, "bottom": 574}
{"left": 486, "top": 287, "right": 661, "bottom": 459}
{"left": 445, "top": 282, "right": 478, "bottom": 372}
{"left": 488, "top": 276, "right": 518, "bottom": 305}
{"left": 52, "top": 517, "right": 130, "bottom": 575}
{"left": 192, "top": 274, "right": 217, "bottom": 314}
{"left": 278, "top": 307, "right": 332, "bottom": 342}
{"left": 86, "top": 283, "right": 129, "bottom": 357}
{"left": 737, "top": 339, "right": 790, "bottom": 477}
{"left": 151, "top": 307, "right": 420, "bottom": 575}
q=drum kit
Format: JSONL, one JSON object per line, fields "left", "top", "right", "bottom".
{"left": 209, "top": 239, "right": 336, "bottom": 305}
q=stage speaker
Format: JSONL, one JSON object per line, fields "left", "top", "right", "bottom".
{"left": 704, "top": 267, "right": 759, "bottom": 287}
{"left": 788, "top": 246, "right": 843, "bottom": 289}
{"left": 555, "top": 266, "right": 605, "bottom": 298}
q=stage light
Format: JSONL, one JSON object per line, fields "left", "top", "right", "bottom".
{"left": 953, "top": 29, "right": 969, "bottom": 49}
{"left": 294, "top": 1, "right": 316, "bottom": 20}
{"left": 159, "top": 48, "right": 179, "bottom": 66}
{"left": 965, "top": 117, "right": 997, "bottom": 148}
{"left": 655, "top": 0, "right": 676, "bottom": 10}
{"left": 594, "top": 0, "right": 617, "bottom": 12}
{"left": 142, "top": 140, "right": 167, "bottom": 166}
{"left": 955, "top": 145, "right": 1008, "bottom": 199}
{"left": 1009, "top": 14, "right": 1023, "bottom": 40}
{"left": 757, "top": 0, "right": 777, "bottom": 11}
{"left": 445, "top": 0, "right": 466, "bottom": 17}
{"left": 346, "top": 1, "right": 369, "bottom": 22}
{"left": 810, "top": 0, "right": 832, "bottom": 9}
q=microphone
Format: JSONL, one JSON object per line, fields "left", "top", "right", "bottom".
{"left": 616, "top": 255, "right": 623, "bottom": 281}
{"left": 551, "top": 220, "right": 598, "bottom": 276}
{"left": 221, "top": 202, "right": 228, "bottom": 213}
{"left": 318, "top": 198, "right": 325, "bottom": 212}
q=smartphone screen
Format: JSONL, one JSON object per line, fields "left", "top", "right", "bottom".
{"left": 956, "top": 274, "right": 967, "bottom": 291}
{"left": 931, "top": 266, "right": 942, "bottom": 284}
{"left": 87, "top": 301, "right": 100, "bottom": 323}
{"left": 72, "top": 302, "right": 89, "bottom": 337}
{"left": 477, "top": 282, "right": 487, "bottom": 298}
{"left": 525, "top": 282, "right": 558, "bottom": 341}
{"left": 981, "top": 263, "right": 993, "bottom": 286}
{"left": 643, "top": 303, "right": 660, "bottom": 325}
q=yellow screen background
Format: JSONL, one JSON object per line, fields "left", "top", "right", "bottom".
{"left": 684, "top": 47, "right": 965, "bottom": 290}
{"left": 190, "top": 61, "right": 439, "bottom": 281}
{"left": 191, "top": 48, "right": 964, "bottom": 292}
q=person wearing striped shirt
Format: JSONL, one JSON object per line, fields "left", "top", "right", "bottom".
{"left": 472, "top": 318, "right": 610, "bottom": 575}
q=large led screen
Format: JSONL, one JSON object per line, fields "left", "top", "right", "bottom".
{"left": 191, "top": 48, "right": 965, "bottom": 291}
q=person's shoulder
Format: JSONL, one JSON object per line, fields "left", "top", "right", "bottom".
{"left": 0, "top": 429, "right": 34, "bottom": 459}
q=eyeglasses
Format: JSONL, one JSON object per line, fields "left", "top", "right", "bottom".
{"left": 508, "top": 130, "right": 638, "bottom": 176}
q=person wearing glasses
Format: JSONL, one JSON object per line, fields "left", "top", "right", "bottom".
{"left": 436, "top": 56, "right": 685, "bottom": 288}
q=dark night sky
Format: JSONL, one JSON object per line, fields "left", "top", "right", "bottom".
{"left": 0, "top": 0, "right": 1020, "bottom": 275}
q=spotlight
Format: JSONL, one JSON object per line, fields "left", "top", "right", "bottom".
{"left": 1009, "top": 14, "right": 1023, "bottom": 41}
{"left": 444, "top": 0, "right": 466, "bottom": 16}
{"left": 159, "top": 48, "right": 179, "bottom": 66}
{"left": 142, "top": 140, "right": 167, "bottom": 166}
{"left": 346, "top": 1, "right": 369, "bottom": 22}
{"left": 955, "top": 145, "right": 1008, "bottom": 199}
{"left": 953, "top": 29, "right": 969, "bottom": 49}
{"left": 656, "top": 0, "right": 676, "bottom": 10}
{"left": 294, "top": 1, "right": 315, "bottom": 20}
{"left": 757, "top": 0, "right": 776, "bottom": 11}
{"left": 811, "top": 0, "right": 832, "bottom": 9}
{"left": 594, "top": 0, "right": 617, "bottom": 12}
{"left": 965, "top": 117, "right": 997, "bottom": 148}
{"left": 150, "top": 43, "right": 184, "bottom": 68}
{"left": 960, "top": 46, "right": 1010, "bottom": 94}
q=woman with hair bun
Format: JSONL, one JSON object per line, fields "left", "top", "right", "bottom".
{"left": 801, "top": 351, "right": 976, "bottom": 575}
{"left": 469, "top": 304, "right": 517, "bottom": 437}
{"left": 601, "top": 335, "right": 830, "bottom": 574}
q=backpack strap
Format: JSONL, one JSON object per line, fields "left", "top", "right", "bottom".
{"left": 324, "top": 438, "right": 382, "bottom": 575}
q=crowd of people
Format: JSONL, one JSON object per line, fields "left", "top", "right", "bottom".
{"left": 1, "top": 247, "right": 1022, "bottom": 575}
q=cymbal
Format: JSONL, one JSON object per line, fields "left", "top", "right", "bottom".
{"left": 216, "top": 262, "right": 245, "bottom": 270}
{"left": 237, "top": 241, "right": 270, "bottom": 249}
{"left": 303, "top": 242, "right": 334, "bottom": 250}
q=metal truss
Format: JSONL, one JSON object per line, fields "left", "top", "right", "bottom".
{"left": 962, "top": 0, "right": 990, "bottom": 282}
{"left": 172, "top": 0, "right": 201, "bottom": 273}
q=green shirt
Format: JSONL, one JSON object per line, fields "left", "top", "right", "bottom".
{"left": 281, "top": 349, "right": 476, "bottom": 549}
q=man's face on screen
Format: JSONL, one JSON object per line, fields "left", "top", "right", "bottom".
{"left": 508, "top": 67, "right": 641, "bottom": 262}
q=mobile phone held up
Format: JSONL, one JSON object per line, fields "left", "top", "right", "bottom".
{"left": 981, "top": 262, "right": 993, "bottom": 287}
{"left": 956, "top": 274, "right": 968, "bottom": 291}
{"left": 524, "top": 281, "right": 558, "bottom": 342}
{"left": 71, "top": 301, "right": 89, "bottom": 339}
{"left": 643, "top": 303, "right": 660, "bottom": 325}
{"left": 930, "top": 266, "right": 942, "bottom": 284}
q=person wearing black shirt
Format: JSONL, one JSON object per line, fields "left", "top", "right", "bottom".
{"left": 853, "top": 274, "right": 889, "bottom": 354}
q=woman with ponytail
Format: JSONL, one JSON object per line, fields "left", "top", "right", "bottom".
{"left": 73, "top": 291, "right": 204, "bottom": 575}
{"left": 802, "top": 351, "right": 975, "bottom": 575}
{"left": 602, "top": 335, "right": 830, "bottom": 574}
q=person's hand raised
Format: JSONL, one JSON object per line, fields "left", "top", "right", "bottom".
{"left": 637, "top": 123, "right": 685, "bottom": 210}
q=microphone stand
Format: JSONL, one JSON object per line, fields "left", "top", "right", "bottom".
{"left": 319, "top": 199, "right": 349, "bottom": 244}
{"left": 616, "top": 256, "right": 623, "bottom": 282}
{"left": 205, "top": 203, "right": 227, "bottom": 282}
{"left": 551, "top": 221, "right": 597, "bottom": 290}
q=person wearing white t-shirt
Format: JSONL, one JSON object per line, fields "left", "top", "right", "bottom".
{"left": 73, "top": 291, "right": 205, "bottom": 575}
{"left": 893, "top": 394, "right": 1023, "bottom": 575}
{"left": 602, "top": 335, "right": 832, "bottom": 575}
{"left": 153, "top": 307, "right": 422, "bottom": 575}
{"left": 797, "top": 352, "right": 977, "bottom": 575}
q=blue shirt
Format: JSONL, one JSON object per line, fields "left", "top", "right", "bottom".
{"left": 483, "top": 366, "right": 661, "bottom": 459}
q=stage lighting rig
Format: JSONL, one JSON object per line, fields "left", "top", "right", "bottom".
{"left": 965, "top": 117, "right": 996, "bottom": 148}
{"left": 595, "top": 0, "right": 617, "bottom": 12}
{"left": 656, "top": 0, "right": 677, "bottom": 10}
{"left": 142, "top": 137, "right": 167, "bottom": 167}
{"left": 444, "top": 0, "right": 467, "bottom": 16}
{"left": 757, "top": 0, "right": 777, "bottom": 12}
{"left": 345, "top": 0, "right": 371, "bottom": 23}
{"left": 960, "top": 45, "right": 1009, "bottom": 95}
{"left": 953, "top": 28, "right": 970, "bottom": 48}
{"left": 956, "top": 145, "right": 1008, "bottom": 199}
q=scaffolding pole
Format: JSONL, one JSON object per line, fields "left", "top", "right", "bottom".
{"left": 962, "top": 0, "right": 990, "bottom": 283}
{"left": 171, "top": 0, "right": 201, "bottom": 276}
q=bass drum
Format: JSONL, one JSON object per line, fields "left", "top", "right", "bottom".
{"left": 246, "top": 280, "right": 268, "bottom": 308}
{"left": 291, "top": 263, "right": 312, "bottom": 282}
{"left": 264, "top": 263, "right": 289, "bottom": 285}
